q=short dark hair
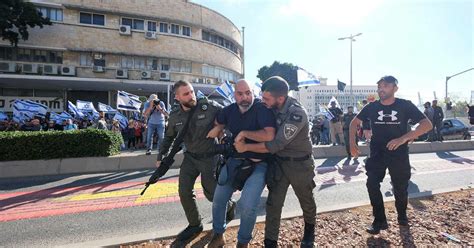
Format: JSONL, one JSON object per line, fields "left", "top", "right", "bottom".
{"left": 362, "top": 99, "right": 368, "bottom": 104}
{"left": 261, "top": 76, "right": 289, "bottom": 97}
{"left": 377, "top": 75, "right": 398, "bottom": 85}
{"left": 173, "top": 80, "right": 191, "bottom": 93}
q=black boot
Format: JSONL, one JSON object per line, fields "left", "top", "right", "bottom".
{"left": 300, "top": 223, "right": 315, "bottom": 248}
{"left": 398, "top": 213, "right": 409, "bottom": 226}
{"left": 366, "top": 220, "right": 388, "bottom": 234}
{"left": 264, "top": 238, "right": 278, "bottom": 248}
{"left": 176, "top": 223, "right": 203, "bottom": 242}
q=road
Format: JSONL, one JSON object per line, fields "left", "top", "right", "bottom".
{"left": 0, "top": 150, "right": 472, "bottom": 247}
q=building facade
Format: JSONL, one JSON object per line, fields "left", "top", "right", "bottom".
{"left": 293, "top": 78, "right": 378, "bottom": 120}
{"left": 0, "top": 0, "right": 243, "bottom": 112}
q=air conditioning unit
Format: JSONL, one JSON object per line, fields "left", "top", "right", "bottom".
{"left": 0, "top": 62, "right": 16, "bottom": 73}
{"left": 119, "top": 25, "right": 131, "bottom": 35}
{"left": 93, "top": 66, "right": 105, "bottom": 72}
{"left": 159, "top": 71, "right": 170, "bottom": 81}
{"left": 145, "top": 31, "right": 157, "bottom": 40}
{"left": 43, "top": 64, "right": 59, "bottom": 75}
{"left": 60, "top": 65, "right": 76, "bottom": 76}
{"left": 22, "top": 64, "right": 39, "bottom": 74}
{"left": 116, "top": 69, "right": 128, "bottom": 79}
{"left": 141, "top": 70, "right": 152, "bottom": 79}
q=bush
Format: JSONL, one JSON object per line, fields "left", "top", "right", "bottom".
{"left": 0, "top": 129, "right": 123, "bottom": 161}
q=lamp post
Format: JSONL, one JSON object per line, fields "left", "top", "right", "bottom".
{"left": 338, "top": 33, "right": 362, "bottom": 107}
{"left": 445, "top": 67, "right": 474, "bottom": 102}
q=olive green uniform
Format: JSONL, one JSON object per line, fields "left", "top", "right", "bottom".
{"left": 264, "top": 96, "right": 317, "bottom": 241}
{"left": 158, "top": 97, "right": 222, "bottom": 226}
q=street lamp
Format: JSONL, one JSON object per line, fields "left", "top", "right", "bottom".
{"left": 338, "top": 33, "right": 362, "bottom": 107}
{"left": 445, "top": 67, "right": 474, "bottom": 102}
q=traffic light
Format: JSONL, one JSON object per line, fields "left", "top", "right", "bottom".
{"left": 446, "top": 102, "right": 453, "bottom": 110}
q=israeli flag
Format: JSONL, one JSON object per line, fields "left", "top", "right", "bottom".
{"left": 98, "top": 102, "right": 117, "bottom": 113}
{"left": 60, "top": 111, "right": 73, "bottom": 120}
{"left": 196, "top": 90, "right": 206, "bottom": 99}
{"left": 0, "top": 111, "right": 8, "bottom": 121}
{"left": 297, "top": 67, "right": 320, "bottom": 87}
{"left": 117, "top": 91, "right": 142, "bottom": 112}
{"left": 13, "top": 100, "right": 48, "bottom": 120}
{"left": 76, "top": 100, "right": 97, "bottom": 112}
{"left": 216, "top": 80, "right": 235, "bottom": 102}
{"left": 319, "top": 104, "right": 334, "bottom": 120}
{"left": 328, "top": 96, "right": 341, "bottom": 109}
{"left": 113, "top": 112, "right": 128, "bottom": 129}
{"left": 253, "top": 81, "right": 263, "bottom": 98}
{"left": 68, "top": 101, "right": 85, "bottom": 119}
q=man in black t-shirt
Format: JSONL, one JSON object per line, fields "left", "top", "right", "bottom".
{"left": 349, "top": 76, "right": 432, "bottom": 234}
{"left": 328, "top": 101, "right": 344, "bottom": 145}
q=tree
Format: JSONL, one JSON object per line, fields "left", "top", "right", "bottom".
{"left": 257, "top": 61, "right": 299, "bottom": 90}
{"left": 0, "top": 0, "right": 52, "bottom": 47}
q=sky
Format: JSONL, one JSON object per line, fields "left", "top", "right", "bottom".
{"left": 192, "top": 0, "right": 473, "bottom": 104}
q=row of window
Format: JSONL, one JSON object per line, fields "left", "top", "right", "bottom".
{"left": 120, "top": 18, "right": 191, "bottom": 36}
{"left": 0, "top": 88, "right": 62, "bottom": 97}
{"left": 0, "top": 47, "right": 63, "bottom": 64}
{"left": 202, "top": 65, "right": 237, "bottom": 82}
{"left": 202, "top": 31, "right": 239, "bottom": 54}
{"left": 306, "top": 89, "right": 376, "bottom": 93}
{"left": 79, "top": 53, "right": 192, "bottom": 73}
{"left": 38, "top": 6, "right": 63, "bottom": 21}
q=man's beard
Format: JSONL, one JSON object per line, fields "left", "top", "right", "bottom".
{"left": 238, "top": 100, "right": 253, "bottom": 112}
{"left": 182, "top": 99, "right": 196, "bottom": 108}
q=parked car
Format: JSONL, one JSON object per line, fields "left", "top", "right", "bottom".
{"left": 415, "top": 118, "right": 471, "bottom": 141}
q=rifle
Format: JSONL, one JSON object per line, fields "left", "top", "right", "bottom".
{"left": 140, "top": 105, "right": 197, "bottom": 195}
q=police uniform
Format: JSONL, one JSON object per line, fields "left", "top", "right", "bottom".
{"left": 264, "top": 96, "right": 316, "bottom": 243}
{"left": 158, "top": 97, "right": 221, "bottom": 227}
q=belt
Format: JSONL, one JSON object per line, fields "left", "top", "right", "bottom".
{"left": 276, "top": 154, "right": 312, "bottom": 162}
{"left": 185, "top": 151, "right": 215, "bottom": 159}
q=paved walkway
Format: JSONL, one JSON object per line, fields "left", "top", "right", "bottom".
{"left": 1, "top": 154, "right": 472, "bottom": 222}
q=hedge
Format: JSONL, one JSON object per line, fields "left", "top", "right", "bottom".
{"left": 0, "top": 129, "right": 123, "bottom": 161}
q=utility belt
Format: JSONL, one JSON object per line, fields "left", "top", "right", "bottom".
{"left": 276, "top": 154, "right": 312, "bottom": 162}
{"left": 185, "top": 151, "right": 215, "bottom": 159}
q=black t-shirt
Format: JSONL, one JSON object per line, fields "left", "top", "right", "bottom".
{"left": 356, "top": 98, "right": 426, "bottom": 154}
{"left": 328, "top": 107, "right": 343, "bottom": 122}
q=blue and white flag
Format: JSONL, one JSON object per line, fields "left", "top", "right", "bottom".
{"left": 216, "top": 80, "right": 235, "bottom": 103}
{"left": 117, "top": 91, "right": 142, "bottom": 112}
{"left": 113, "top": 112, "right": 128, "bottom": 129}
{"left": 196, "top": 90, "right": 206, "bottom": 99}
{"left": 59, "top": 111, "right": 73, "bottom": 120}
{"left": 252, "top": 81, "right": 263, "bottom": 98}
{"left": 328, "top": 96, "right": 341, "bottom": 109}
{"left": 76, "top": 100, "right": 97, "bottom": 113}
{"left": 0, "top": 111, "right": 8, "bottom": 121}
{"left": 319, "top": 104, "right": 334, "bottom": 120}
{"left": 297, "top": 67, "right": 320, "bottom": 87}
{"left": 68, "top": 101, "right": 85, "bottom": 119}
{"left": 98, "top": 102, "right": 117, "bottom": 113}
{"left": 13, "top": 99, "right": 48, "bottom": 122}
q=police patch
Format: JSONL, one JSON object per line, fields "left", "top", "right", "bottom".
{"left": 197, "top": 114, "right": 205, "bottom": 120}
{"left": 283, "top": 124, "right": 298, "bottom": 140}
{"left": 290, "top": 113, "right": 302, "bottom": 122}
{"left": 201, "top": 104, "right": 208, "bottom": 111}
{"left": 175, "top": 122, "right": 183, "bottom": 126}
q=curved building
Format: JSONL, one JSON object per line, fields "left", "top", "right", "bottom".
{"left": 0, "top": 0, "right": 243, "bottom": 112}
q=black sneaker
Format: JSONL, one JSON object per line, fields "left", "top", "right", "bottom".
{"left": 176, "top": 224, "right": 203, "bottom": 242}
{"left": 301, "top": 222, "right": 315, "bottom": 248}
{"left": 226, "top": 199, "right": 236, "bottom": 222}
{"left": 366, "top": 221, "right": 388, "bottom": 234}
{"left": 264, "top": 239, "right": 278, "bottom": 248}
{"left": 146, "top": 149, "right": 151, "bottom": 155}
{"left": 398, "top": 215, "right": 409, "bottom": 226}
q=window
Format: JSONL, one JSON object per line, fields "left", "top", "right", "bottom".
{"left": 17, "top": 48, "right": 31, "bottom": 61}
{"left": 147, "top": 21, "right": 157, "bottom": 32}
{"left": 80, "top": 53, "right": 92, "bottom": 66}
{"left": 121, "top": 56, "right": 133, "bottom": 69}
{"left": 159, "top": 59, "right": 170, "bottom": 71}
{"left": 181, "top": 61, "right": 192, "bottom": 73}
{"left": 134, "top": 57, "right": 145, "bottom": 69}
{"left": 33, "top": 50, "right": 47, "bottom": 62}
{"left": 80, "top": 12, "right": 105, "bottom": 26}
{"left": 133, "top": 19, "right": 144, "bottom": 30}
{"left": 171, "top": 24, "right": 180, "bottom": 34}
{"left": 121, "top": 18, "right": 132, "bottom": 27}
{"left": 37, "top": 7, "right": 63, "bottom": 21}
{"left": 452, "top": 120, "right": 464, "bottom": 128}
{"left": 182, "top": 26, "right": 191, "bottom": 37}
{"left": 170, "top": 60, "right": 180, "bottom": 72}
{"left": 159, "top": 23, "right": 168, "bottom": 33}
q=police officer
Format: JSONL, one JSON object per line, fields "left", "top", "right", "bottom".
{"left": 156, "top": 80, "right": 235, "bottom": 243}
{"left": 349, "top": 76, "right": 432, "bottom": 234}
{"left": 234, "top": 76, "right": 316, "bottom": 248}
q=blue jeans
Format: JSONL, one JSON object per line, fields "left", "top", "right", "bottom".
{"left": 146, "top": 122, "right": 164, "bottom": 151}
{"left": 212, "top": 157, "right": 267, "bottom": 244}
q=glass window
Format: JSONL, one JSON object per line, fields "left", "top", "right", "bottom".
{"left": 121, "top": 18, "right": 132, "bottom": 26}
{"left": 121, "top": 56, "right": 133, "bottom": 68}
{"left": 92, "top": 14, "right": 105, "bottom": 25}
{"left": 170, "top": 60, "right": 180, "bottom": 72}
{"left": 182, "top": 26, "right": 191, "bottom": 36}
{"left": 171, "top": 24, "right": 180, "bottom": 34}
{"left": 80, "top": 53, "right": 91, "bottom": 66}
{"left": 182, "top": 61, "right": 191, "bottom": 73}
{"left": 18, "top": 89, "right": 34, "bottom": 97}
{"left": 159, "top": 23, "right": 168, "bottom": 33}
{"left": 33, "top": 50, "right": 47, "bottom": 62}
{"left": 79, "top": 12, "right": 92, "bottom": 24}
{"left": 134, "top": 57, "right": 145, "bottom": 69}
{"left": 202, "top": 31, "right": 210, "bottom": 41}
{"left": 17, "top": 48, "right": 31, "bottom": 61}
{"left": 150, "top": 58, "right": 158, "bottom": 70}
{"left": 34, "top": 90, "right": 61, "bottom": 97}
{"left": 159, "top": 59, "right": 170, "bottom": 71}
{"left": 133, "top": 19, "right": 144, "bottom": 30}
{"left": 147, "top": 21, "right": 157, "bottom": 32}
{"left": 452, "top": 120, "right": 464, "bottom": 127}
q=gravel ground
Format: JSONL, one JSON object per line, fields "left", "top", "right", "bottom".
{"left": 122, "top": 189, "right": 473, "bottom": 247}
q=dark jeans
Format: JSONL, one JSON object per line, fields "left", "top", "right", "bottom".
{"left": 433, "top": 120, "right": 443, "bottom": 141}
{"left": 365, "top": 151, "right": 411, "bottom": 223}
{"left": 127, "top": 138, "right": 136, "bottom": 148}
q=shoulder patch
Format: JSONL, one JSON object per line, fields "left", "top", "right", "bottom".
{"left": 201, "top": 104, "right": 208, "bottom": 111}
{"left": 283, "top": 123, "right": 298, "bottom": 140}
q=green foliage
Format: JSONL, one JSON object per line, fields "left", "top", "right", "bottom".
{"left": 0, "top": 0, "right": 52, "bottom": 46}
{"left": 257, "top": 61, "right": 299, "bottom": 91}
{"left": 0, "top": 129, "right": 123, "bottom": 161}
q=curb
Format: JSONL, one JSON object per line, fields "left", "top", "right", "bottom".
{"left": 58, "top": 185, "right": 472, "bottom": 248}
